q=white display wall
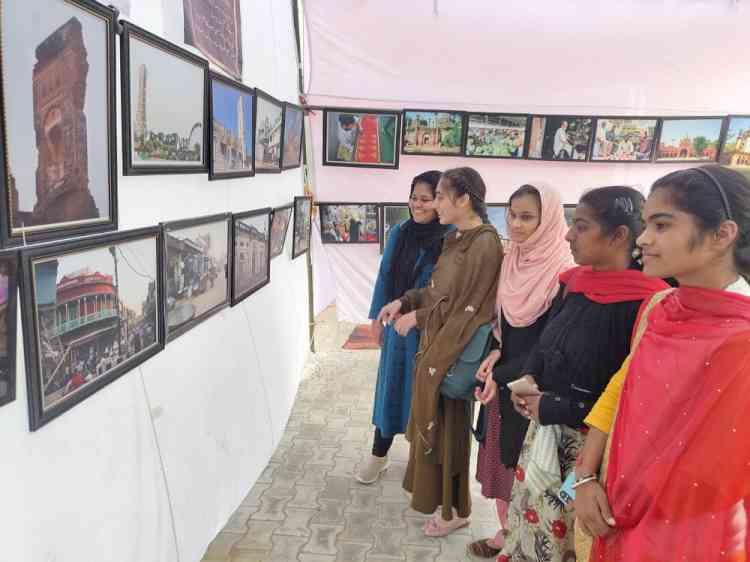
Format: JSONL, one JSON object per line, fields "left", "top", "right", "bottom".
{"left": 0, "top": 1, "right": 307, "bottom": 562}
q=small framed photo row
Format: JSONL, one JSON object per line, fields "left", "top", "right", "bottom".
{"left": 487, "top": 204, "right": 509, "bottom": 240}
{"left": 527, "top": 116, "right": 593, "bottom": 161}
{"left": 0, "top": 0, "right": 119, "bottom": 247}
{"left": 379, "top": 203, "right": 410, "bottom": 254}
{"left": 402, "top": 110, "right": 465, "bottom": 156}
{"left": 208, "top": 73, "right": 255, "bottom": 180}
{"left": 254, "top": 89, "right": 283, "bottom": 173}
{"left": 464, "top": 114, "right": 529, "bottom": 159}
{"left": 270, "top": 204, "right": 293, "bottom": 260}
{"left": 655, "top": 117, "right": 723, "bottom": 163}
{"left": 318, "top": 203, "right": 379, "bottom": 244}
{"left": 21, "top": 227, "right": 164, "bottom": 431}
{"left": 121, "top": 21, "right": 209, "bottom": 175}
{"left": 292, "top": 196, "right": 312, "bottom": 259}
{"left": 282, "top": 103, "right": 304, "bottom": 170}
{"left": 161, "top": 214, "right": 231, "bottom": 343}
{"left": 231, "top": 208, "right": 271, "bottom": 305}
{"left": 590, "top": 117, "right": 659, "bottom": 163}
{"left": 719, "top": 115, "right": 750, "bottom": 169}
{"left": 0, "top": 251, "right": 19, "bottom": 409}
{"left": 322, "top": 108, "right": 401, "bottom": 169}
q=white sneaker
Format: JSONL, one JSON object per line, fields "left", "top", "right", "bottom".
{"left": 355, "top": 454, "right": 389, "bottom": 484}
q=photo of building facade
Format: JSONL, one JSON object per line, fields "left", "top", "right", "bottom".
{"left": 233, "top": 215, "right": 269, "bottom": 299}
{"left": 255, "top": 96, "right": 283, "bottom": 170}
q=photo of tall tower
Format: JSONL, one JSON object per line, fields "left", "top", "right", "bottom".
{"left": 134, "top": 64, "right": 147, "bottom": 145}
{"left": 210, "top": 78, "right": 254, "bottom": 177}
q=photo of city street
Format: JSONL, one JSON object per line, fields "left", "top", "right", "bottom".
{"left": 233, "top": 212, "right": 270, "bottom": 301}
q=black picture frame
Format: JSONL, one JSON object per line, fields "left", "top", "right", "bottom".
{"left": 207, "top": 72, "right": 256, "bottom": 180}
{"left": 120, "top": 21, "right": 209, "bottom": 175}
{"left": 486, "top": 203, "right": 510, "bottom": 240}
{"left": 270, "top": 203, "right": 293, "bottom": 259}
{"left": 281, "top": 102, "right": 304, "bottom": 171}
{"left": 231, "top": 208, "right": 272, "bottom": 305}
{"left": 402, "top": 109, "right": 466, "bottom": 157}
{"left": 654, "top": 116, "right": 724, "bottom": 164}
{"left": 525, "top": 115, "right": 594, "bottom": 162}
{"left": 717, "top": 115, "right": 750, "bottom": 168}
{"left": 317, "top": 202, "right": 380, "bottom": 245}
{"left": 254, "top": 88, "right": 284, "bottom": 174}
{"left": 21, "top": 226, "right": 164, "bottom": 431}
{"left": 0, "top": 250, "right": 19, "bottom": 409}
{"left": 378, "top": 203, "right": 409, "bottom": 254}
{"left": 590, "top": 116, "right": 660, "bottom": 163}
{"left": 292, "top": 196, "right": 312, "bottom": 259}
{"left": 463, "top": 113, "right": 530, "bottom": 159}
{"left": 0, "top": 0, "right": 119, "bottom": 247}
{"left": 161, "top": 213, "right": 231, "bottom": 343}
{"left": 322, "top": 108, "right": 401, "bottom": 169}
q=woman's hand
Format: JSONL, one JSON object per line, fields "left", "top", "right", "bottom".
{"left": 475, "top": 349, "right": 501, "bottom": 383}
{"left": 575, "top": 480, "right": 616, "bottom": 537}
{"left": 377, "top": 300, "right": 402, "bottom": 325}
{"left": 475, "top": 376, "right": 498, "bottom": 405}
{"left": 394, "top": 311, "right": 417, "bottom": 336}
{"left": 511, "top": 390, "right": 542, "bottom": 421}
{"left": 370, "top": 319, "right": 384, "bottom": 347}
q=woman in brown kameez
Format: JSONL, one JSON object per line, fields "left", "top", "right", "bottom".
{"left": 378, "top": 167, "right": 504, "bottom": 536}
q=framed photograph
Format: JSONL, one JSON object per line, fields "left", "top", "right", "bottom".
{"left": 318, "top": 203, "right": 379, "bottom": 244}
{"left": 162, "top": 214, "right": 230, "bottom": 342}
{"left": 231, "top": 208, "right": 271, "bottom": 305}
{"left": 0, "top": 251, "right": 19, "bottom": 409}
{"left": 183, "top": 0, "right": 243, "bottom": 81}
{"left": 21, "top": 227, "right": 163, "bottom": 430}
{"left": 564, "top": 204, "right": 577, "bottom": 227}
{"left": 402, "top": 110, "right": 465, "bottom": 156}
{"left": 379, "top": 204, "right": 410, "bottom": 253}
{"left": 656, "top": 117, "right": 723, "bottom": 163}
{"left": 281, "top": 103, "right": 304, "bottom": 170}
{"left": 591, "top": 117, "right": 659, "bottom": 162}
{"left": 208, "top": 73, "right": 254, "bottom": 180}
{"left": 322, "top": 108, "right": 400, "bottom": 169}
{"left": 121, "top": 21, "right": 208, "bottom": 175}
{"left": 487, "top": 204, "right": 509, "bottom": 240}
{"left": 270, "top": 204, "right": 293, "bottom": 259}
{"left": 0, "top": 0, "right": 118, "bottom": 247}
{"left": 464, "top": 113, "right": 529, "bottom": 159}
{"left": 254, "top": 89, "right": 283, "bottom": 173}
{"left": 718, "top": 115, "right": 750, "bottom": 169}
{"left": 526, "top": 116, "right": 593, "bottom": 161}
{"left": 292, "top": 196, "right": 312, "bottom": 259}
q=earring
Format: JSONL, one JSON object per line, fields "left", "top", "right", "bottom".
{"left": 632, "top": 246, "right": 643, "bottom": 264}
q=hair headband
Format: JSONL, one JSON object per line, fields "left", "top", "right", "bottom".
{"left": 693, "top": 167, "right": 733, "bottom": 221}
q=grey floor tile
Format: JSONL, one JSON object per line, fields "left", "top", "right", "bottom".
{"left": 234, "top": 521, "right": 280, "bottom": 551}
{"left": 241, "top": 483, "right": 271, "bottom": 508}
{"left": 222, "top": 507, "right": 257, "bottom": 534}
{"left": 402, "top": 545, "right": 440, "bottom": 562}
{"left": 268, "top": 534, "right": 307, "bottom": 560}
{"left": 203, "top": 531, "right": 244, "bottom": 560}
{"left": 339, "top": 511, "right": 375, "bottom": 543}
{"left": 336, "top": 541, "right": 372, "bottom": 562}
{"left": 303, "top": 524, "right": 344, "bottom": 556}
{"left": 368, "top": 525, "right": 407, "bottom": 560}
{"left": 312, "top": 500, "right": 347, "bottom": 526}
{"left": 319, "top": 476, "right": 354, "bottom": 502}
{"left": 288, "top": 484, "right": 324, "bottom": 510}
{"left": 346, "top": 487, "right": 379, "bottom": 514}
{"left": 274, "top": 507, "right": 316, "bottom": 538}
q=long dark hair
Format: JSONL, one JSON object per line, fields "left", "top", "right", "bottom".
{"left": 579, "top": 186, "right": 646, "bottom": 269}
{"left": 440, "top": 167, "right": 489, "bottom": 223}
{"left": 651, "top": 165, "right": 750, "bottom": 276}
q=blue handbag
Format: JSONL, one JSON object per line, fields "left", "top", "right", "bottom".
{"left": 439, "top": 323, "right": 493, "bottom": 401}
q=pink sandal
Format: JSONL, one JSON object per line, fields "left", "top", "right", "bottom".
{"left": 423, "top": 514, "right": 470, "bottom": 537}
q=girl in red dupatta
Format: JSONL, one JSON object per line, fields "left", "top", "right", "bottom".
{"left": 575, "top": 165, "right": 750, "bottom": 562}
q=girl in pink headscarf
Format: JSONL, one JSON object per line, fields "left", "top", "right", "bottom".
{"left": 468, "top": 184, "right": 574, "bottom": 559}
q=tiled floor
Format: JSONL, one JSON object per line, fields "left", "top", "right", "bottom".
{"left": 201, "top": 309, "right": 497, "bottom": 562}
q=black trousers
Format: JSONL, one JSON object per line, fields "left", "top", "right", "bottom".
{"left": 372, "top": 427, "right": 394, "bottom": 457}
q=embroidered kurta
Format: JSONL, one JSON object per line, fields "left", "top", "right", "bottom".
{"left": 399, "top": 225, "right": 503, "bottom": 519}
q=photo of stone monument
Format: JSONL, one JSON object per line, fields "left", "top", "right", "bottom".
{"left": 210, "top": 79, "right": 254, "bottom": 177}
{"left": 2, "top": 2, "right": 112, "bottom": 236}
{"left": 183, "top": 0, "right": 243, "bottom": 80}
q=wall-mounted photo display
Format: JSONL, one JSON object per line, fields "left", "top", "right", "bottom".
{"left": 323, "top": 108, "right": 400, "bottom": 169}
{"left": 21, "top": 227, "right": 163, "bottom": 430}
{"left": 655, "top": 117, "right": 723, "bottom": 163}
{"left": 270, "top": 204, "right": 293, "bottom": 259}
{"left": 719, "top": 115, "right": 750, "bottom": 169}
{"left": 402, "top": 110, "right": 465, "bottom": 156}
{"left": 564, "top": 204, "right": 577, "bottom": 227}
{"left": 527, "top": 116, "right": 593, "bottom": 161}
{"left": 591, "top": 117, "right": 659, "bottom": 162}
{"left": 183, "top": 0, "right": 243, "bottom": 81}
{"left": 0, "top": 251, "right": 18, "bottom": 409}
{"left": 282, "top": 103, "right": 304, "bottom": 170}
{"left": 379, "top": 203, "right": 410, "bottom": 254}
{"left": 318, "top": 203, "right": 379, "bottom": 244}
{"left": 208, "top": 73, "right": 254, "bottom": 180}
{"left": 254, "top": 89, "right": 283, "bottom": 173}
{"left": 487, "top": 204, "right": 509, "bottom": 240}
{"left": 0, "top": 0, "right": 118, "bottom": 247}
{"left": 162, "top": 214, "right": 230, "bottom": 342}
{"left": 121, "top": 21, "right": 208, "bottom": 175}
{"left": 231, "top": 208, "right": 271, "bottom": 305}
{"left": 464, "top": 113, "right": 529, "bottom": 159}
{"left": 292, "top": 196, "right": 312, "bottom": 259}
